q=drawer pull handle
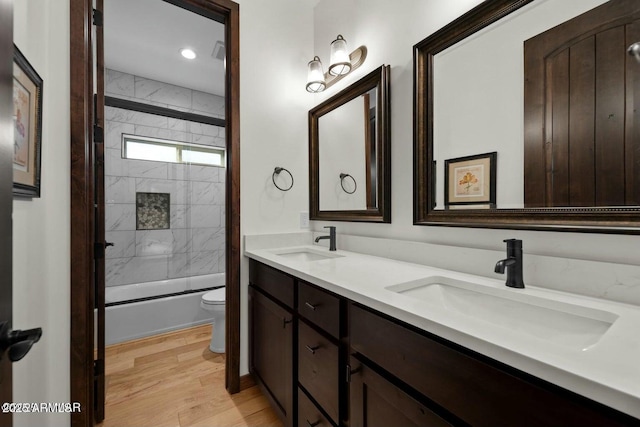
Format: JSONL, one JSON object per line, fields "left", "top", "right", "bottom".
{"left": 305, "top": 302, "right": 318, "bottom": 311}
{"left": 305, "top": 345, "right": 320, "bottom": 354}
{"left": 282, "top": 318, "right": 292, "bottom": 328}
{"left": 306, "top": 420, "right": 321, "bottom": 427}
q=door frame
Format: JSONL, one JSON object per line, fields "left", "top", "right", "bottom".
{"left": 0, "top": 0, "right": 13, "bottom": 424}
{"left": 69, "top": 0, "right": 240, "bottom": 425}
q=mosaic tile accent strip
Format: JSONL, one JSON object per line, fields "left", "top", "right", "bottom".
{"left": 136, "top": 192, "right": 170, "bottom": 230}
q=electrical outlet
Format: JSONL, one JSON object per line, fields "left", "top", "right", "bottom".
{"left": 300, "top": 212, "right": 310, "bottom": 229}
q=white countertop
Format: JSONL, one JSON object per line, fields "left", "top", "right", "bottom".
{"left": 245, "top": 244, "right": 640, "bottom": 419}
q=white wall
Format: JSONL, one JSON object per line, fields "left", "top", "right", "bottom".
{"left": 310, "top": 0, "right": 640, "bottom": 280}
{"left": 13, "top": 1, "right": 70, "bottom": 426}
{"left": 237, "top": 0, "right": 315, "bottom": 374}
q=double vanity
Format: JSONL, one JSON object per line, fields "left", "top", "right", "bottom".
{"left": 246, "top": 237, "right": 640, "bottom": 426}
{"left": 256, "top": 1, "right": 640, "bottom": 425}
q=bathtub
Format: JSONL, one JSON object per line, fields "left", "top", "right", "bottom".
{"left": 104, "top": 273, "right": 225, "bottom": 345}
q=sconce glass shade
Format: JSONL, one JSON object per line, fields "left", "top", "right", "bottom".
{"left": 329, "top": 35, "right": 352, "bottom": 76}
{"left": 629, "top": 42, "right": 640, "bottom": 63}
{"left": 306, "top": 56, "right": 326, "bottom": 93}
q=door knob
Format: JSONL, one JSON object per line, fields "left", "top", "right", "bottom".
{"left": 0, "top": 321, "right": 42, "bottom": 362}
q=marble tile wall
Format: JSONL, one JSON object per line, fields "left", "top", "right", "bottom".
{"left": 104, "top": 68, "right": 226, "bottom": 288}
{"left": 105, "top": 68, "right": 225, "bottom": 119}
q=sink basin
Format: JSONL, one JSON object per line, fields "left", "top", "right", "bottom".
{"left": 272, "top": 248, "right": 344, "bottom": 262}
{"left": 386, "top": 276, "right": 618, "bottom": 350}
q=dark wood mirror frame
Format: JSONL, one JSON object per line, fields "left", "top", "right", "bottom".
{"left": 310, "top": 65, "right": 391, "bottom": 222}
{"left": 414, "top": 0, "right": 640, "bottom": 234}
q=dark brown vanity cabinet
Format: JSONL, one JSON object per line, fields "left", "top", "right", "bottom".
{"left": 249, "top": 260, "right": 344, "bottom": 427}
{"left": 248, "top": 262, "right": 294, "bottom": 427}
{"left": 349, "top": 304, "right": 637, "bottom": 427}
{"left": 249, "top": 260, "right": 639, "bottom": 427}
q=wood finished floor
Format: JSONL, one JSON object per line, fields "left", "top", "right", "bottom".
{"left": 97, "top": 324, "right": 283, "bottom": 427}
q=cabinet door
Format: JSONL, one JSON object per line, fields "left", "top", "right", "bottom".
{"left": 349, "top": 357, "right": 452, "bottom": 427}
{"left": 249, "top": 286, "right": 293, "bottom": 427}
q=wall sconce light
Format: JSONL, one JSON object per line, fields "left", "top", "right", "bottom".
{"left": 306, "top": 56, "right": 326, "bottom": 93}
{"left": 329, "top": 35, "right": 351, "bottom": 76}
{"left": 306, "top": 34, "right": 367, "bottom": 93}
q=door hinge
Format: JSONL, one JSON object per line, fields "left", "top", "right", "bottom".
{"left": 94, "top": 359, "right": 104, "bottom": 377}
{"left": 346, "top": 364, "right": 361, "bottom": 383}
{"left": 94, "top": 125, "right": 104, "bottom": 144}
{"left": 92, "top": 9, "right": 103, "bottom": 27}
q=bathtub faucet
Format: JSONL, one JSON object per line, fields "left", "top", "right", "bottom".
{"left": 314, "top": 226, "right": 337, "bottom": 251}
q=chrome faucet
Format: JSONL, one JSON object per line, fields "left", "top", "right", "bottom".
{"left": 494, "top": 239, "right": 525, "bottom": 288}
{"left": 314, "top": 226, "right": 337, "bottom": 251}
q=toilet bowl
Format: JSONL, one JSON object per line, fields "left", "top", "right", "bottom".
{"left": 200, "top": 287, "right": 225, "bottom": 353}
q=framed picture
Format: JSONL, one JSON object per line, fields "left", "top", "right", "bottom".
{"left": 13, "top": 46, "right": 43, "bottom": 198}
{"left": 444, "top": 152, "right": 496, "bottom": 208}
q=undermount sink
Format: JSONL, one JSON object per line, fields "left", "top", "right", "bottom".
{"left": 386, "top": 276, "right": 618, "bottom": 350}
{"left": 272, "top": 248, "right": 344, "bottom": 262}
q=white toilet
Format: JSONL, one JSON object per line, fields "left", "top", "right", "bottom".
{"left": 200, "top": 287, "right": 226, "bottom": 353}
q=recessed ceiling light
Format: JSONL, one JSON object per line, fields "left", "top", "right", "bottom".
{"left": 180, "top": 48, "right": 197, "bottom": 60}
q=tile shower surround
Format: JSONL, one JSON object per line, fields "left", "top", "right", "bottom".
{"left": 104, "top": 68, "right": 226, "bottom": 288}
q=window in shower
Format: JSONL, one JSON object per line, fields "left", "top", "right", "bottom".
{"left": 122, "top": 134, "right": 226, "bottom": 167}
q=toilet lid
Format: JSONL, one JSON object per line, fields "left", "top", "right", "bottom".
{"left": 202, "top": 288, "right": 225, "bottom": 304}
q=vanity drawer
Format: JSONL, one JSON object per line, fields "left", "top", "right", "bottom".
{"left": 249, "top": 260, "right": 294, "bottom": 308}
{"left": 298, "top": 388, "right": 334, "bottom": 427}
{"left": 349, "top": 303, "right": 629, "bottom": 427}
{"left": 298, "top": 281, "right": 340, "bottom": 338}
{"left": 298, "top": 320, "right": 339, "bottom": 424}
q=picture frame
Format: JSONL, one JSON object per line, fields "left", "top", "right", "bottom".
{"left": 444, "top": 152, "right": 496, "bottom": 208}
{"left": 13, "top": 45, "right": 43, "bottom": 198}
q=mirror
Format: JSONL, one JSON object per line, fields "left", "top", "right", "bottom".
{"left": 310, "top": 65, "right": 390, "bottom": 222}
{"left": 414, "top": 0, "right": 640, "bottom": 232}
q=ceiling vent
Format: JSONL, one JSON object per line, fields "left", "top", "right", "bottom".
{"left": 212, "top": 41, "right": 225, "bottom": 61}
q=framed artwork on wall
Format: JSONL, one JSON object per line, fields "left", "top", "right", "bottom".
{"left": 13, "top": 45, "right": 43, "bottom": 198}
{"left": 444, "top": 152, "right": 496, "bottom": 208}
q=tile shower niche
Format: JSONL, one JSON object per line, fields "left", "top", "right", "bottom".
{"left": 136, "top": 192, "right": 170, "bottom": 230}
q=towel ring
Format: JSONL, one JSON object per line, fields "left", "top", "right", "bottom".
{"left": 273, "top": 167, "right": 294, "bottom": 191}
{"left": 339, "top": 173, "right": 357, "bottom": 194}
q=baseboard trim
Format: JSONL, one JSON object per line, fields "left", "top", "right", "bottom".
{"left": 239, "top": 373, "right": 256, "bottom": 391}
